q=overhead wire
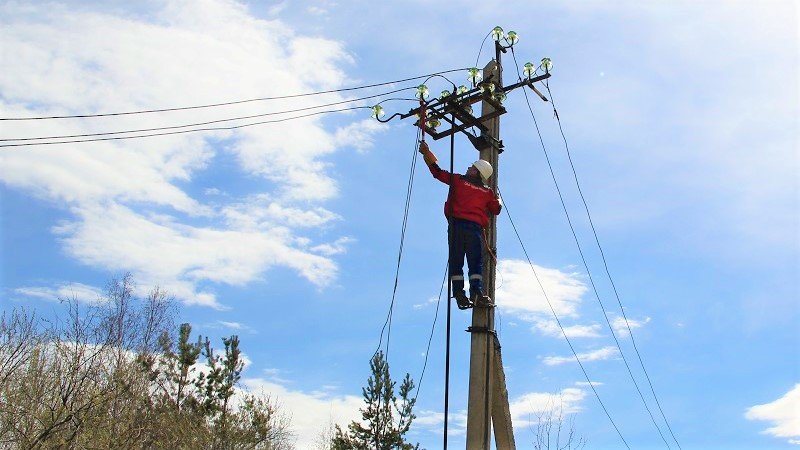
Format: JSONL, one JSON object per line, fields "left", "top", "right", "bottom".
{"left": 0, "top": 106, "right": 370, "bottom": 148}
{"left": 474, "top": 30, "right": 493, "bottom": 68}
{"left": 498, "top": 187, "right": 631, "bottom": 449}
{"left": 0, "top": 87, "right": 416, "bottom": 143}
{"left": 373, "top": 126, "right": 421, "bottom": 361}
{"left": 0, "top": 68, "right": 469, "bottom": 121}
{"left": 542, "top": 77, "right": 683, "bottom": 450}
{"left": 369, "top": 125, "right": 421, "bottom": 448}
{"left": 412, "top": 261, "right": 447, "bottom": 406}
{"left": 509, "top": 47, "right": 672, "bottom": 448}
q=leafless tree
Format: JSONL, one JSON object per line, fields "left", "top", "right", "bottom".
{"left": 531, "top": 397, "right": 587, "bottom": 450}
{"left": 0, "top": 275, "right": 294, "bottom": 449}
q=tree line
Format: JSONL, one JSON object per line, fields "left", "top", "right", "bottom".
{"left": 0, "top": 276, "right": 420, "bottom": 449}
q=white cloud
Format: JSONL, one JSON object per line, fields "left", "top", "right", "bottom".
{"left": 534, "top": 320, "right": 602, "bottom": 338}
{"left": 222, "top": 194, "right": 341, "bottom": 230}
{"left": 543, "top": 346, "right": 619, "bottom": 366}
{"left": 267, "top": 1, "right": 288, "bottom": 16}
{"left": 0, "top": 0, "right": 375, "bottom": 307}
{"left": 242, "top": 377, "right": 363, "bottom": 449}
{"left": 611, "top": 315, "right": 651, "bottom": 337}
{"left": 14, "top": 282, "right": 104, "bottom": 304}
{"left": 745, "top": 384, "right": 800, "bottom": 445}
{"left": 211, "top": 321, "right": 257, "bottom": 334}
{"left": 495, "top": 259, "right": 587, "bottom": 317}
{"left": 413, "top": 296, "right": 441, "bottom": 310}
{"left": 334, "top": 119, "right": 388, "bottom": 153}
{"left": 509, "top": 387, "right": 587, "bottom": 427}
{"left": 310, "top": 236, "right": 355, "bottom": 256}
{"left": 413, "top": 410, "right": 468, "bottom": 436}
{"left": 54, "top": 203, "right": 338, "bottom": 308}
{"left": 575, "top": 381, "right": 603, "bottom": 387}
{"left": 411, "top": 388, "right": 587, "bottom": 437}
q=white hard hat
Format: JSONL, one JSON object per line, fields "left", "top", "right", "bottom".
{"left": 472, "top": 160, "right": 493, "bottom": 182}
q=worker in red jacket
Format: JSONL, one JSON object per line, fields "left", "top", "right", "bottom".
{"left": 420, "top": 141, "right": 501, "bottom": 309}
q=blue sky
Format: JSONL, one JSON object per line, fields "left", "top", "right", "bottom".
{"left": 1, "top": 0, "right": 798, "bottom": 448}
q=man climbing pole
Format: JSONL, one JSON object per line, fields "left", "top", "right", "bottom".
{"left": 419, "top": 141, "right": 501, "bottom": 310}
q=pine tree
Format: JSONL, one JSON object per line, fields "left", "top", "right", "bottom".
{"left": 331, "top": 351, "right": 419, "bottom": 450}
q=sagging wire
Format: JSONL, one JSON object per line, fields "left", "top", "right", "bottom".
{"left": 1, "top": 68, "right": 469, "bottom": 121}
{"left": 411, "top": 260, "right": 448, "bottom": 406}
{"left": 1, "top": 87, "right": 417, "bottom": 144}
{"left": 373, "top": 126, "right": 422, "bottom": 361}
{"left": 542, "top": 77, "right": 683, "bottom": 450}
{"left": 510, "top": 46, "right": 672, "bottom": 449}
{"left": 0, "top": 106, "right": 371, "bottom": 148}
{"left": 498, "top": 187, "right": 631, "bottom": 450}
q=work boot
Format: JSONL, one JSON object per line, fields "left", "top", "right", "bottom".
{"left": 454, "top": 291, "right": 472, "bottom": 310}
{"left": 470, "top": 291, "right": 493, "bottom": 307}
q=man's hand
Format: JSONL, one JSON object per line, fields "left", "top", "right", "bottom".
{"left": 419, "top": 140, "right": 429, "bottom": 153}
{"left": 419, "top": 141, "right": 438, "bottom": 166}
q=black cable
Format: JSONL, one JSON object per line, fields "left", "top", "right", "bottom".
{"left": 443, "top": 119, "right": 456, "bottom": 450}
{"left": 0, "top": 106, "right": 370, "bottom": 148}
{"left": 544, "top": 78, "right": 683, "bottom": 450}
{"left": 0, "top": 68, "right": 469, "bottom": 121}
{"left": 369, "top": 127, "right": 420, "bottom": 448}
{"left": 498, "top": 188, "right": 631, "bottom": 450}
{"left": 412, "top": 261, "right": 447, "bottom": 405}
{"left": 1, "top": 87, "right": 414, "bottom": 143}
{"left": 373, "top": 127, "right": 421, "bottom": 359}
{"left": 475, "top": 30, "right": 493, "bottom": 68}
{"left": 510, "top": 47, "right": 670, "bottom": 448}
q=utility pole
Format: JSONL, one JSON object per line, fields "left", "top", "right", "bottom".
{"left": 465, "top": 40, "right": 519, "bottom": 450}
{"left": 375, "top": 28, "right": 550, "bottom": 450}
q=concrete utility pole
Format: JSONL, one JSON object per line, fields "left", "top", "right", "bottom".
{"left": 378, "top": 31, "right": 550, "bottom": 450}
{"left": 465, "top": 44, "right": 517, "bottom": 450}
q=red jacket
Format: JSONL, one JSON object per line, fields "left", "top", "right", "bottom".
{"left": 429, "top": 163, "right": 501, "bottom": 227}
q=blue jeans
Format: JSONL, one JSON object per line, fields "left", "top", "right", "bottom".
{"left": 448, "top": 218, "right": 484, "bottom": 295}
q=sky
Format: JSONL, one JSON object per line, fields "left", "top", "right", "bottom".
{"left": 1, "top": 0, "right": 798, "bottom": 449}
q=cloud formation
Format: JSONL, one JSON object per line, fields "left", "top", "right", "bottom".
{"left": 0, "top": 0, "right": 385, "bottom": 307}
{"left": 14, "top": 282, "right": 104, "bottom": 304}
{"left": 495, "top": 259, "right": 587, "bottom": 317}
{"left": 509, "top": 387, "right": 587, "bottom": 427}
{"left": 542, "top": 346, "right": 619, "bottom": 366}
{"left": 745, "top": 384, "right": 800, "bottom": 445}
{"left": 242, "top": 377, "right": 362, "bottom": 449}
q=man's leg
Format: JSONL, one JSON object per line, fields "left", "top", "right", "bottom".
{"left": 448, "top": 221, "right": 471, "bottom": 309}
{"left": 465, "top": 223, "right": 487, "bottom": 304}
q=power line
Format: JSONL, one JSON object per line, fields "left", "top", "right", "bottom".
{"left": 1, "top": 89, "right": 415, "bottom": 143}
{"left": 373, "top": 127, "right": 421, "bottom": 360}
{"left": 0, "top": 106, "right": 370, "bottom": 148}
{"left": 509, "top": 47, "right": 673, "bottom": 448}
{"left": 474, "top": 30, "right": 493, "bottom": 68}
{"left": 371, "top": 127, "right": 421, "bottom": 448}
{"left": 498, "top": 187, "right": 631, "bottom": 450}
{"left": 412, "top": 261, "right": 447, "bottom": 405}
{"left": 0, "top": 68, "right": 467, "bottom": 121}
{"left": 543, "top": 78, "right": 683, "bottom": 450}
